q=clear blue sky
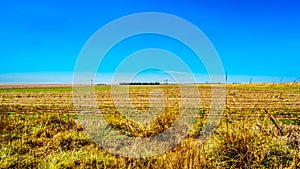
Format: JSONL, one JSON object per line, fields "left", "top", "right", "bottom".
{"left": 0, "top": 0, "right": 299, "bottom": 83}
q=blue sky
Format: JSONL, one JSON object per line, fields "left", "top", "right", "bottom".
{"left": 0, "top": 0, "right": 299, "bottom": 83}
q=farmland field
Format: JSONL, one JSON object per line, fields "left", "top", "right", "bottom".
{"left": 0, "top": 83, "right": 300, "bottom": 168}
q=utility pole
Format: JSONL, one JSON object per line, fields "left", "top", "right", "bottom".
{"left": 249, "top": 77, "right": 252, "bottom": 84}
{"left": 280, "top": 77, "right": 283, "bottom": 84}
{"left": 164, "top": 79, "right": 168, "bottom": 85}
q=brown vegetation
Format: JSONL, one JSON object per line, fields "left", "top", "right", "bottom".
{"left": 0, "top": 83, "right": 299, "bottom": 168}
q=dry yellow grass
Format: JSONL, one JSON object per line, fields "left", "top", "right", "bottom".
{"left": 0, "top": 83, "right": 299, "bottom": 168}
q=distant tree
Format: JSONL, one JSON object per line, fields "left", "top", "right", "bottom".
{"left": 119, "top": 82, "right": 160, "bottom": 85}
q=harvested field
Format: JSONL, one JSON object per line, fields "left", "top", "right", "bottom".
{"left": 0, "top": 83, "right": 300, "bottom": 168}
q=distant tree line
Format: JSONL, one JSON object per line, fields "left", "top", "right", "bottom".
{"left": 119, "top": 82, "right": 160, "bottom": 85}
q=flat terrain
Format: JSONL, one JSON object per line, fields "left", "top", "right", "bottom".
{"left": 0, "top": 83, "right": 300, "bottom": 168}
